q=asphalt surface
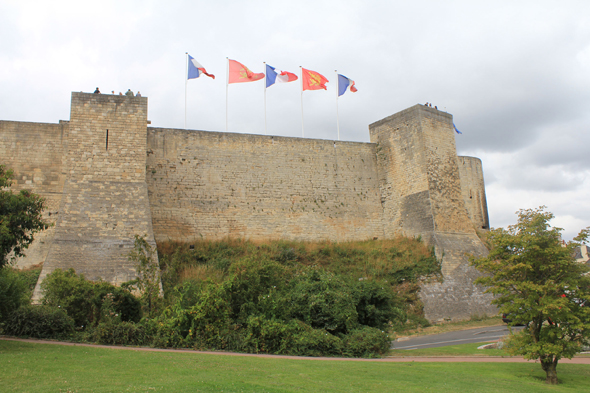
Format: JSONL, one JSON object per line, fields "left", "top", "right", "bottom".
{"left": 392, "top": 325, "right": 523, "bottom": 350}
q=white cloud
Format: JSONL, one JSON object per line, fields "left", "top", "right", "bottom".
{"left": 1, "top": 0, "right": 589, "bottom": 239}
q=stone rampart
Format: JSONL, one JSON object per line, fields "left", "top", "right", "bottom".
{"left": 458, "top": 156, "right": 489, "bottom": 230}
{"left": 29, "top": 93, "right": 158, "bottom": 301}
{"left": 369, "top": 105, "right": 497, "bottom": 320}
{"left": 0, "top": 120, "right": 67, "bottom": 268}
{"left": 146, "top": 128, "right": 384, "bottom": 242}
{"left": 3, "top": 93, "right": 495, "bottom": 320}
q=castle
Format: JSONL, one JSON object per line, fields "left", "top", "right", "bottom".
{"left": 1, "top": 92, "right": 496, "bottom": 321}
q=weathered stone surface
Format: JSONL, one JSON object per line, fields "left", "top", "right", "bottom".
{"left": 1, "top": 94, "right": 494, "bottom": 320}
{"left": 369, "top": 105, "right": 496, "bottom": 320}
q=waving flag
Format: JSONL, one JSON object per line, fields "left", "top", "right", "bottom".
{"left": 228, "top": 59, "right": 265, "bottom": 83}
{"left": 337, "top": 74, "right": 357, "bottom": 96}
{"left": 302, "top": 68, "right": 328, "bottom": 91}
{"left": 187, "top": 55, "right": 215, "bottom": 79}
{"left": 453, "top": 123, "right": 463, "bottom": 134}
{"left": 266, "top": 64, "right": 298, "bottom": 88}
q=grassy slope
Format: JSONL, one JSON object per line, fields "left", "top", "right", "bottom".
{"left": 2, "top": 340, "right": 589, "bottom": 393}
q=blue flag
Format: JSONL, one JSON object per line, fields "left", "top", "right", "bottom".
{"left": 453, "top": 123, "right": 462, "bottom": 134}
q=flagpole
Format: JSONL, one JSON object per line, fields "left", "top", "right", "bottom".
{"left": 226, "top": 57, "right": 229, "bottom": 132}
{"left": 335, "top": 70, "right": 340, "bottom": 141}
{"left": 264, "top": 62, "right": 267, "bottom": 136}
{"left": 185, "top": 52, "right": 188, "bottom": 129}
{"left": 300, "top": 66, "right": 304, "bottom": 138}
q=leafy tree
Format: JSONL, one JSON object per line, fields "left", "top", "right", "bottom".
{"left": 0, "top": 165, "right": 50, "bottom": 268}
{"left": 471, "top": 207, "right": 590, "bottom": 384}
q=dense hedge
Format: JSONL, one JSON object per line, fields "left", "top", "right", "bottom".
{"left": 3, "top": 305, "right": 74, "bottom": 338}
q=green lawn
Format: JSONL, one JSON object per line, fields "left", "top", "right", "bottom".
{"left": 1, "top": 340, "right": 589, "bottom": 392}
{"left": 389, "top": 342, "right": 509, "bottom": 357}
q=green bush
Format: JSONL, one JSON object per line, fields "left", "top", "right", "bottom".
{"left": 287, "top": 267, "right": 358, "bottom": 334}
{"left": 3, "top": 305, "right": 74, "bottom": 338}
{"left": 353, "top": 279, "right": 405, "bottom": 330}
{"left": 41, "top": 269, "right": 94, "bottom": 327}
{"left": 343, "top": 326, "right": 391, "bottom": 358}
{"left": 90, "top": 320, "right": 149, "bottom": 346}
{"left": 41, "top": 268, "right": 141, "bottom": 328}
{"left": 289, "top": 321, "right": 344, "bottom": 357}
{"left": 0, "top": 267, "right": 28, "bottom": 323}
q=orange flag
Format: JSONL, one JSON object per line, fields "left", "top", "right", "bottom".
{"left": 228, "top": 59, "right": 264, "bottom": 83}
{"left": 302, "top": 68, "right": 329, "bottom": 90}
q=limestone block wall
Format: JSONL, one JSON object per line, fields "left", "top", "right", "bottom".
{"left": 458, "top": 156, "right": 489, "bottom": 230}
{"left": 0, "top": 120, "right": 67, "bottom": 268}
{"left": 368, "top": 107, "right": 431, "bottom": 239}
{"left": 1, "top": 92, "right": 496, "bottom": 320}
{"left": 146, "top": 129, "right": 385, "bottom": 242}
{"left": 33, "top": 93, "right": 158, "bottom": 300}
{"left": 369, "top": 105, "right": 496, "bottom": 321}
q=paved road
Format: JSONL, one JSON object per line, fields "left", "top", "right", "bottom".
{"left": 392, "top": 325, "right": 523, "bottom": 350}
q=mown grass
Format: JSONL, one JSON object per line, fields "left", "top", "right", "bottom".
{"left": 389, "top": 342, "right": 510, "bottom": 357}
{"left": 2, "top": 340, "right": 589, "bottom": 392}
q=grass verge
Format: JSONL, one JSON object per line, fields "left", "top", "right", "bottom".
{"left": 2, "top": 340, "right": 589, "bottom": 392}
{"left": 395, "top": 316, "right": 505, "bottom": 338}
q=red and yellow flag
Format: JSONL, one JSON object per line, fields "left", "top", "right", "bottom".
{"left": 302, "top": 68, "right": 328, "bottom": 91}
{"left": 228, "top": 59, "right": 265, "bottom": 84}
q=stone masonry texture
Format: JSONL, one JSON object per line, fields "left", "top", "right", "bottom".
{"left": 2, "top": 93, "right": 494, "bottom": 320}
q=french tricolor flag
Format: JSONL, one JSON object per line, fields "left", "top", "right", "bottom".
{"left": 338, "top": 74, "right": 357, "bottom": 96}
{"left": 266, "top": 64, "right": 298, "bottom": 88}
{"left": 187, "top": 54, "right": 215, "bottom": 80}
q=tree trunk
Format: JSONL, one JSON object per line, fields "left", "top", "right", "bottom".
{"left": 541, "top": 357, "right": 559, "bottom": 385}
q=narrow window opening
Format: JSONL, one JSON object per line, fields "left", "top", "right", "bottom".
{"left": 106, "top": 129, "right": 109, "bottom": 150}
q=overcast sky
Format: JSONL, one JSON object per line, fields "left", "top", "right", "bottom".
{"left": 1, "top": 0, "right": 589, "bottom": 240}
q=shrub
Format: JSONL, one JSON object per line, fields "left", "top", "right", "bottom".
{"left": 287, "top": 267, "right": 358, "bottom": 334}
{"left": 0, "top": 267, "right": 28, "bottom": 322}
{"left": 41, "top": 268, "right": 94, "bottom": 327}
{"left": 41, "top": 268, "right": 142, "bottom": 329}
{"left": 90, "top": 320, "right": 149, "bottom": 346}
{"left": 353, "top": 279, "right": 405, "bottom": 330}
{"left": 3, "top": 305, "right": 74, "bottom": 338}
{"left": 289, "top": 321, "right": 343, "bottom": 357}
{"left": 343, "top": 326, "right": 391, "bottom": 358}
{"left": 92, "top": 282, "right": 142, "bottom": 324}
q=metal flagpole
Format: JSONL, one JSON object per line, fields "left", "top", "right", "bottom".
{"left": 300, "top": 66, "right": 304, "bottom": 138}
{"left": 335, "top": 70, "right": 340, "bottom": 141}
{"left": 264, "top": 62, "right": 267, "bottom": 135}
{"left": 226, "top": 57, "right": 229, "bottom": 132}
{"left": 185, "top": 52, "right": 188, "bottom": 129}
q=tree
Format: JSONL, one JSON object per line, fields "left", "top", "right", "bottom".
{"left": 0, "top": 165, "right": 50, "bottom": 269}
{"left": 471, "top": 207, "right": 590, "bottom": 384}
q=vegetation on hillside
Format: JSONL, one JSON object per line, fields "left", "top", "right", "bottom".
{"left": 1, "top": 236, "right": 440, "bottom": 358}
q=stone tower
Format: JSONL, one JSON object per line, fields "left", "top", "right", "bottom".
{"left": 32, "top": 93, "right": 158, "bottom": 301}
{"left": 369, "top": 105, "right": 496, "bottom": 321}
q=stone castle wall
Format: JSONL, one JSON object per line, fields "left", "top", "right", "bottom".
{"left": 146, "top": 128, "right": 384, "bottom": 242}
{"left": 2, "top": 93, "right": 495, "bottom": 320}
{"left": 0, "top": 120, "right": 67, "bottom": 268}
{"left": 369, "top": 105, "right": 496, "bottom": 320}
{"left": 458, "top": 156, "right": 490, "bottom": 230}
{"left": 26, "top": 93, "right": 159, "bottom": 300}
